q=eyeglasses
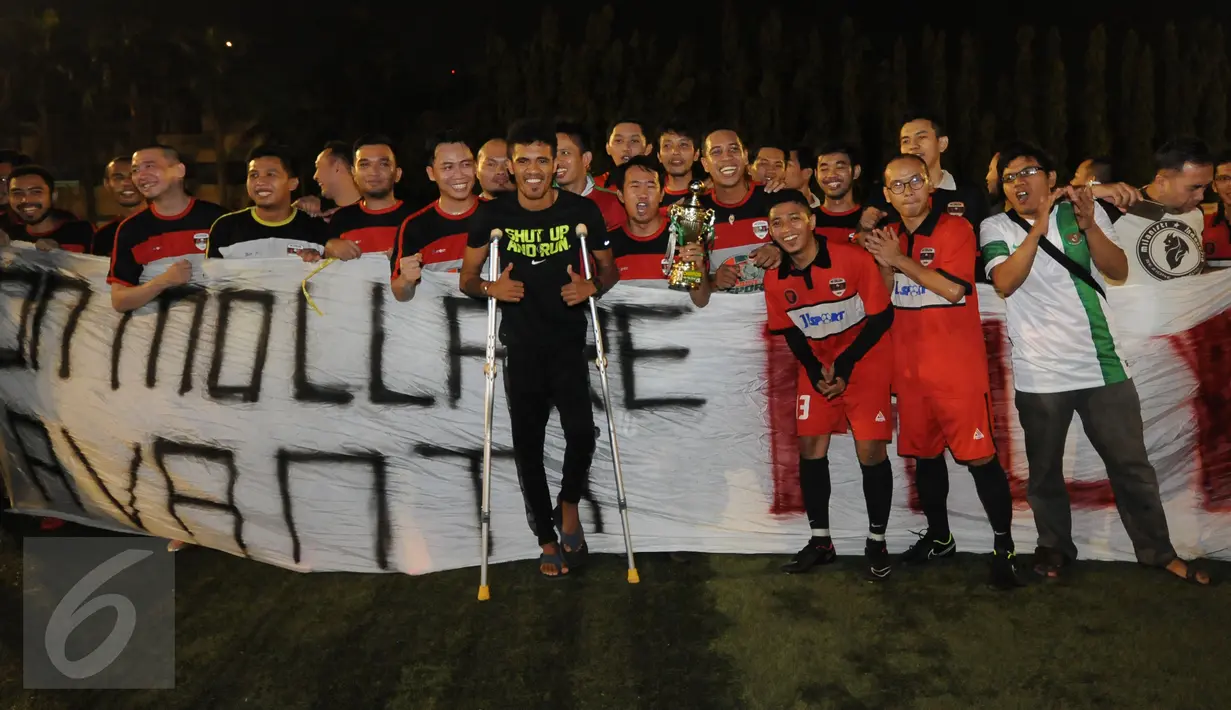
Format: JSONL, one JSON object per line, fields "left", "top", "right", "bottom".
{"left": 1001, "top": 165, "right": 1043, "bottom": 183}
{"left": 888, "top": 174, "right": 926, "bottom": 194}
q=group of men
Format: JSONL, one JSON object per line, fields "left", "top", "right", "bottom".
{"left": 0, "top": 111, "right": 1223, "bottom": 586}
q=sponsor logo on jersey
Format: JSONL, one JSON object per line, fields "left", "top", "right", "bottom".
{"left": 973, "top": 428, "right": 985, "bottom": 440}
{"left": 797, "top": 310, "right": 846, "bottom": 328}
{"left": 919, "top": 246, "right": 935, "bottom": 267}
{"left": 784, "top": 289, "right": 798, "bottom": 305}
{"left": 752, "top": 219, "right": 770, "bottom": 240}
{"left": 787, "top": 295, "right": 867, "bottom": 338}
{"left": 193, "top": 233, "right": 209, "bottom": 251}
{"left": 719, "top": 254, "right": 765, "bottom": 293}
{"left": 1136, "top": 219, "right": 1204, "bottom": 280}
{"left": 829, "top": 277, "right": 847, "bottom": 297}
{"left": 874, "top": 411, "right": 886, "bottom": 423}
{"left": 946, "top": 201, "right": 965, "bottom": 217}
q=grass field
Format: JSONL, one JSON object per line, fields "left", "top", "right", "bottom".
{"left": 2, "top": 517, "right": 1228, "bottom": 710}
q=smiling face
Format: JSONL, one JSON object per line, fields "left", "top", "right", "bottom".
{"left": 768, "top": 200, "right": 816, "bottom": 257}
{"left": 313, "top": 150, "right": 350, "bottom": 201}
{"left": 427, "top": 142, "right": 476, "bottom": 201}
{"left": 1000, "top": 156, "right": 1056, "bottom": 218}
{"left": 619, "top": 164, "right": 662, "bottom": 227}
{"left": 751, "top": 147, "right": 786, "bottom": 184}
{"left": 510, "top": 141, "right": 555, "bottom": 201}
{"left": 899, "top": 119, "right": 947, "bottom": 173}
{"left": 130, "top": 148, "right": 185, "bottom": 201}
{"left": 354, "top": 144, "right": 401, "bottom": 200}
{"left": 702, "top": 130, "right": 748, "bottom": 189}
{"left": 553, "top": 132, "right": 590, "bottom": 189}
{"left": 246, "top": 156, "right": 297, "bottom": 210}
{"left": 1214, "top": 161, "right": 1231, "bottom": 206}
{"left": 8, "top": 173, "right": 52, "bottom": 224}
{"left": 815, "top": 152, "right": 858, "bottom": 201}
{"left": 106, "top": 159, "right": 142, "bottom": 208}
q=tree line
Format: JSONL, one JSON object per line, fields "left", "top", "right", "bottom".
{"left": 1, "top": 5, "right": 1227, "bottom": 217}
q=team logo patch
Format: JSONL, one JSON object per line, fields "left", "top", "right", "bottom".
{"left": 784, "top": 289, "right": 798, "bottom": 305}
{"left": 973, "top": 428, "right": 985, "bottom": 440}
{"left": 874, "top": 411, "right": 886, "bottom": 423}
{"left": 728, "top": 214, "right": 736, "bottom": 225}
{"left": 1137, "top": 219, "right": 1204, "bottom": 280}
{"left": 193, "top": 233, "right": 209, "bottom": 251}
{"left": 828, "top": 277, "right": 847, "bottom": 297}
{"left": 752, "top": 219, "right": 770, "bottom": 240}
{"left": 847, "top": 232, "right": 857, "bottom": 243}
{"left": 919, "top": 247, "right": 935, "bottom": 267}
{"left": 946, "top": 201, "right": 966, "bottom": 217}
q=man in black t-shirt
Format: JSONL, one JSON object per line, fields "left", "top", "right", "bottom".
{"left": 5, "top": 165, "right": 93, "bottom": 252}
{"left": 460, "top": 119, "right": 618, "bottom": 579}
{"left": 207, "top": 144, "right": 329, "bottom": 259}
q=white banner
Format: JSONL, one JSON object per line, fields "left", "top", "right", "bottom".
{"left": 1, "top": 245, "right": 1229, "bottom": 574}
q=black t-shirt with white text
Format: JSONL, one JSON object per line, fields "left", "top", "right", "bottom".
{"left": 466, "top": 190, "right": 609, "bottom": 348}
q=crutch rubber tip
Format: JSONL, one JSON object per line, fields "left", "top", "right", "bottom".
{"left": 477, "top": 585, "right": 491, "bottom": 601}
{"left": 627, "top": 568, "right": 640, "bottom": 584}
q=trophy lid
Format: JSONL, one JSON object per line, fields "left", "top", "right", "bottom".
{"left": 680, "top": 179, "right": 707, "bottom": 209}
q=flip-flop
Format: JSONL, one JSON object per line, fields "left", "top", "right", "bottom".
{"left": 539, "top": 545, "right": 569, "bottom": 579}
{"left": 1171, "top": 561, "right": 1212, "bottom": 586}
{"left": 553, "top": 504, "right": 589, "bottom": 570}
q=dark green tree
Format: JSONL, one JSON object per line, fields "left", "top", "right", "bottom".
{"left": 1119, "top": 29, "right": 1140, "bottom": 149}
{"left": 953, "top": 32, "right": 981, "bottom": 181}
{"left": 839, "top": 18, "right": 865, "bottom": 146}
{"left": 1082, "top": 24, "right": 1111, "bottom": 159}
{"left": 1041, "top": 27, "right": 1067, "bottom": 168}
{"left": 1128, "top": 44, "right": 1157, "bottom": 183}
{"left": 1014, "top": 26, "right": 1037, "bottom": 143}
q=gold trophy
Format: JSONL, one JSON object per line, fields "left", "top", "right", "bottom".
{"left": 663, "top": 180, "right": 716, "bottom": 290}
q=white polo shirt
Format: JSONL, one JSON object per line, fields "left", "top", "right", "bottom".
{"left": 979, "top": 204, "right": 1130, "bottom": 394}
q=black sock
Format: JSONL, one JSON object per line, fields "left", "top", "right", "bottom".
{"left": 914, "top": 456, "right": 951, "bottom": 540}
{"left": 799, "top": 456, "right": 832, "bottom": 539}
{"left": 969, "top": 459, "right": 1015, "bottom": 552}
{"left": 861, "top": 458, "right": 893, "bottom": 544}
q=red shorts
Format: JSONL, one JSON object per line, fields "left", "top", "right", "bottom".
{"left": 796, "top": 367, "right": 893, "bottom": 441}
{"left": 896, "top": 391, "right": 995, "bottom": 461}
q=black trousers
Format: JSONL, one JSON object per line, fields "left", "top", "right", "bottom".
{"left": 503, "top": 342, "right": 596, "bottom": 546}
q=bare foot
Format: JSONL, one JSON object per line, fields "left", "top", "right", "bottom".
{"left": 1166, "top": 559, "right": 1210, "bottom": 585}
{"left": 539, "top": 542, "right": 568, "bottom": 577}
{"left": 167, "top": 539, "right": 188, "bottom": 552}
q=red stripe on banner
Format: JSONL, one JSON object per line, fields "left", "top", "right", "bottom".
{"left": 982, "top": 319, "right": 1030, "bottom": 507}
{"left": 1168, "top": 311, "right": 1231, "bottom": 512}
{"left": 766, "top": 324, "right": 803, "bottom": 515}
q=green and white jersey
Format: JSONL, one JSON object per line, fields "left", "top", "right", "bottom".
{"left": 979, "top": 204, "right": 1130, "bottom": 394}
{"left": 1106, "top": 201, "right": 1205, "bottom": 285}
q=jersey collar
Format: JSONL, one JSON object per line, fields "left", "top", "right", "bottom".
{"left": 777, "top": 237, "right": 831, "bottom": 289}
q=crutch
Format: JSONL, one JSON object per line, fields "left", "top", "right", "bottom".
{"left": 575, "top": 224, "right": 640, "bottom": 584}
{"left": 477, "top": 228, "right": 502, "bottom": 602}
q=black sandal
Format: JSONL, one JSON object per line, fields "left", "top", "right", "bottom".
{"left": 539, "top": 544, "right": 569, "bottom": 579}
{"left": 1032, "top": 546, "right": 1069, "bottom": 580}
{"left": 1169, "top": 560, "right": 1212, "bottom": 586}
{"left": 553, "top": 505, "right": 589, "bottom": 570}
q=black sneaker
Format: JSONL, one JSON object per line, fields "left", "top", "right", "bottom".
{"left": 781, "top": 539, "right": 837, "bottom": 574}
{"left": 989, "top": 548, "right": 1024, "bottom": 590}
{"left": 898, "top": 530, "right": 957, "bottom": 565}
{"left": 865, "top": 540, "right": 891, "bottom": 581}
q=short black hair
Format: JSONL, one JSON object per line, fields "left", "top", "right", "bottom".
{"left": 766, "top": 189, "right": 812, "bottom": 213}
{"left": 246, "top": 143, "right": 298, "bottom": 177}
{"left": 656, "top": 121, "right": 699, "bottom": 148}
{"left": 0, "top": 150, "right": 31, "bottom": 168}
{"left": 8, "top": 164, "right": 55, "bottom": 190}
{"left": 322, "top": 140, "right": 353, "bottom": 169}
{"left": 1155, "top": 137, "right": 1214, "bottom": 172}
{"left": 814, "top": 141, "right": 860, "bottom": 167}
{"left": 555, "top": 119, "right": 591, "bottom": 156}
{"left": 611, "top": 155, "right": 664, "bottom": 190}
{"left": 105, "top": 155, "right": 131, "bottom": 171}
{"left": 884, "top": 152, "right": 931, "bottom": 180}
{"left": 751, "top": 144, "right": 787, "bottom": 162}
{"left": 996, "top": 142, "right": 1057, "bottom": 177}
{"left": 899, "top": 109, "right": 946, "bottom": 138}
{"left": 353, "top": 134, "right": 398, "bottom": 163}
{"left": 607, "top": 118, "right": 647, "bottom": 143}
{"left": 1215, "top": 150, "right": 1231, "bottom": 169}
{"left": 136, "top": 143, "right": 182, "bottom": 164}
{"left": 789, "top": 146, "right": 815, "bottom": 171}
{"left": 1084, "top": 156, "right": 1114, "bottom": 183}
{"left": 702, "top": 127, "right": 745, "bottom": 152}
{"left": 506, "top": 118, "right": 557, "bottom": 158}
{"left": 424, "top": 129, "right": 472, "bottom": 167}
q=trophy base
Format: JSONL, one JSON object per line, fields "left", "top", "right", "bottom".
{"left": 668, "top": 280, "right": 702, "bottom": 292}
{"left": 667, "top": 262, "right": 705, "bottom": 291}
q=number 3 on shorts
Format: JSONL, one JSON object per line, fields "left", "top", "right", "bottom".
{"left": 797, "top": 394, "right": 811, "bottom": 420}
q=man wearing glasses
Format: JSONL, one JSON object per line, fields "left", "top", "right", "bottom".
{"left": 979, "top": 142, "right": 1209, "bottom": 586}
{"left": 863, "top": 154, "right": 1022, "bottom": 590}
{"left": 1205, "top": 151, "right": 1231, "bottom": 268}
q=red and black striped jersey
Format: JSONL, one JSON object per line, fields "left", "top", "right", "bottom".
{"left": 206, "top": 208, "right": 329, "bottom": 258}
{"left": 662, "top": 185, "right": 691, "bottom": 207}
{"left": 326, "top": 199, "right": 416, "bottom": 255}
{"left": 108, "top": 199, "right": 226, "bottom": 285}
{"left": 813, "top": 204, "right": 861, "bottom": 245}
{"left": 390, "top": 198, "right": 481, "bottom": 278}
{"left": 92, "top": 217, "right": 122, "bottom": 257}
{"left": 700, "top": 183, "right": 774, "bottom": 292}
{"left": 6, "top": 217, "right": 94, "bottom": 253}
{"left": 608, "top": 220, "right": 671, "bottom": 285}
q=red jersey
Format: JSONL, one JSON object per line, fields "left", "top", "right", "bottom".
{"left": 608, "top": 219, "right": 670, "bottom": 284}
{"left": 662, "top": 185, "right": 691, "bottom": 207}
{"left": 326, "top": 199, "right": 416, "bottom": 254}
{"left": 109, "top": 199, "right": 226, "bottom": 285}
{"left": 584, "top": 183, "right": 627, "bottom": 231}
{"left": 701, "top": 183, "right": 774, "bottom": 292}
{"left": 391, "top": 198, "right": 480, "bottom": 277}
{"left": 1204, "top": 204, "right": 1231, "bottom": 266}
{"left": 888, "top": 209, "right": 988, "bottom": 395}
{"left": 765, "top": 239, "right": 893, "bottom": 385}
{"left": 813, "top": 204, "right": 861, "bottom": 245}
